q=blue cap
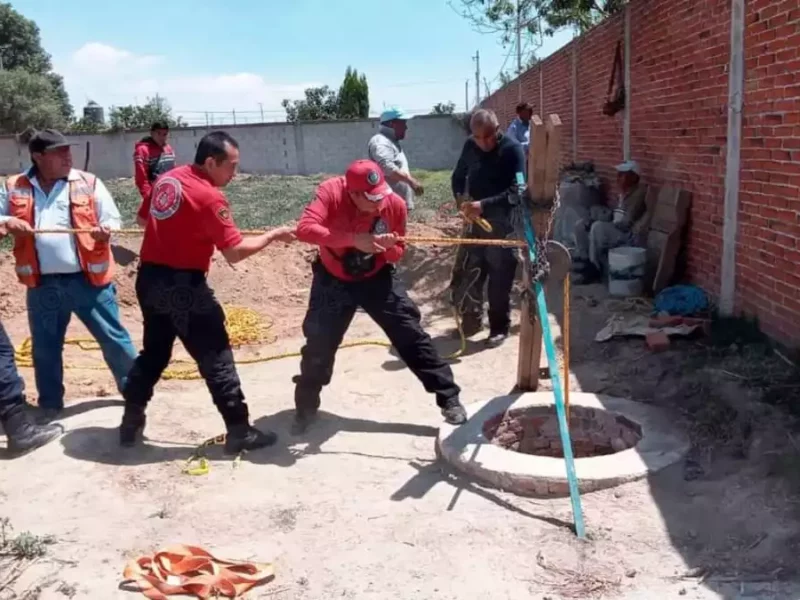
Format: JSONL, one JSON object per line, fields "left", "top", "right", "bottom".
{"left": 379, "top": 106, "right": 412, "bottom": 123}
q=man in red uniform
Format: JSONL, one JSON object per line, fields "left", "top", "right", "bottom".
{"left": 291, "top": 159, "right": 466, "bottom": 435}
{"left": 120, "top": 130, "right": 296, "bottom": 453}
{"left": 134, "top": 121, "right": 176, "bottom": 225}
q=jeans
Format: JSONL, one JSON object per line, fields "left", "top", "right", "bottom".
{"left": 0, "top": 321, "right": 25, "bottom": 408}
{"left": 294, "top": 262, "right": 460, "bottom": 412}
{"left": 26, "top": 273, "right": 137, "bottom": 410}
{"left": 122, "top": 263, "right": 250, "bottom": 428}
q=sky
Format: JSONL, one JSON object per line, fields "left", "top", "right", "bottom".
{"left": 11, "top": 0, "right": 574, "bottom": 126}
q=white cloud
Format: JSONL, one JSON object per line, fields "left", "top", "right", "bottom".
{"left": 56, "top": 43, "right": 319, "bottom": 125}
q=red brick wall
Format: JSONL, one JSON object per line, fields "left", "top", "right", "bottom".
{"left": 736, "top": 0, "right": 800, "bottom": 340}
{"left": 481, "top": 0, "right": 800, "bottom": 346}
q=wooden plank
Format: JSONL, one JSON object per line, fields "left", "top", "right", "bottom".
{"left": 543, "top": 114, "right": 563, "bottom": 204}
{"left": 518, "top": 113, "right": 561, "bottom": 392}
{"left": 528, "top": 115, "right": 548, "bottom": 202}
{"left": 516, "top": 269, "right": 543, "bottom": 392}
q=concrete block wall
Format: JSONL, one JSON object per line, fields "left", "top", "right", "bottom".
{"left": 0, "top": 114, "right": 466, "bottom": 179}
{"left": 481, "top": 0, "right": 800, "bottom": 346}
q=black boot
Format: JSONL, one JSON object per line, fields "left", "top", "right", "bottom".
{"left": 440, "top": 396, "right": 468, "bottom": 425}
{"left": 291, "top": 382, "right": 321, "bottom": 436}
{"left": 0, "top": 401, "right": 63, "bottom": 456}
{"left": 224, "top": 423, "right": 277, "bottom": 455}
{"left": 119, "top": 405, "right": 146, "bottom": 447}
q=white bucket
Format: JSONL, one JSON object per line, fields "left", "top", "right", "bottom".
{"left": 608, "top": 246, "right": 647, "bottom": 297}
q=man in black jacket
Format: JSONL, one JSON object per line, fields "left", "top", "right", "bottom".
{"left": 449, "top": 109, "right": 527, "bottom": 348}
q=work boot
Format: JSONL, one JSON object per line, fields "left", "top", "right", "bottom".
{"left": 35, "top": 407, "right": 63, "bottom": 425}
{"left": 485, "top": 331, "right": 509, "bottom": 348}
{"left": 223, "top": 424, "right": 277, "bottom": 455}
{"left": 119, "top": 405, "right": 146, "bottom": 447}
{"left": 292, "top": 382, "right": 321, "bottom": 436}
{"left": 1, "top": 402, "right": 63, "bottom": 456}
{"left": 440, "top": 397, "right": 468, "bottom": 425}
{"left": 290, "top": 408, "right": 318, "bottom": 436}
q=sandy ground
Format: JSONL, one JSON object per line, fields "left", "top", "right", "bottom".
{"left": 2, "top": 224, "right": 800, "bottom": 599}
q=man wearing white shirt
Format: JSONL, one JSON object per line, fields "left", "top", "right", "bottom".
{"left": 367, "top": 106, "right": 424, "bottom": 211}
{"left": 0, "top": 129, "right": 137, "bottom": 422}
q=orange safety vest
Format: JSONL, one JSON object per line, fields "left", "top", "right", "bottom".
{"left": 5, "top": 170, "right": 115, "bottom": 288}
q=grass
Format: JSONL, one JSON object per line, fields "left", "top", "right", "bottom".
{"left": 105, "top": 169, "right": 454, "bottom": 229}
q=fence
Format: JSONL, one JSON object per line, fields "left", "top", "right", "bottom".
{"left": 0, "top": 114, "right": 467, "bottom": 180}
{"left": 481, "top": 0, "right": 800, "bottom": 346}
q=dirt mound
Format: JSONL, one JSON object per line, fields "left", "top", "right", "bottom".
{"left": 0, "top": 221, "right": 462, "bottom": 334}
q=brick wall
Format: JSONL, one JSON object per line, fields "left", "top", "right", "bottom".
{"left": 481, "top": 0, "right": 800, "bottom": 346}
{"left": 737, "top": 0, "right": 800, "bottom": 340}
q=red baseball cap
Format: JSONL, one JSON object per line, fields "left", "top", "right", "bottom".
{"left": 345, "top": 159, "right": 391, "bottom": 202}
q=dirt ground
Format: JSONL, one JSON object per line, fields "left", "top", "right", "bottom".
{"left": 2, "top": 221, "right": 800, "bottom": 599}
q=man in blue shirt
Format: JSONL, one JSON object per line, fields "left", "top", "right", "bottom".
{"left": 0, "top": 130, "right": 138, "bottom": 423}
{"left": 506, "top": 102, "right": 532, "bottom": 157}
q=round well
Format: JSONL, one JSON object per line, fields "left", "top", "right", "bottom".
{"left": 436, "top": 392, "right": 690, "bottom": 497}
{"left": 482, "top": 405, "right": 643, "bottom": 458}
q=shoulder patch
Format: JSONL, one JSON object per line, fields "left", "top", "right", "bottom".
{"left": 150, "top": 176, "right": 182, "bottom": 220}
{"left": 216, "top": 206, "right": 231, "bottom": 222}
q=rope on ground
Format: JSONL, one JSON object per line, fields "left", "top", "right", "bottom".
{"left": 13, "top": 305, "right": 392, "bottom": 381}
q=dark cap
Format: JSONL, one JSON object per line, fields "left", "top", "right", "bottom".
{"left": 28, "top": 129, "right": 77, "bottom": 154}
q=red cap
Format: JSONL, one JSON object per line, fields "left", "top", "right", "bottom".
{"left": 345, "top": 159, "right": 391, "bottom": 202}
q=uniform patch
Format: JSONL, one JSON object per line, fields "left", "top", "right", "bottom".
{"left": 217, "top": 206, "right": 231, "bottom": 222}
{"left": 150, "top": 177, "right": 182, "bottom": 220}
{"left": 372, "top": 218, "right": 389, "bottom": 234}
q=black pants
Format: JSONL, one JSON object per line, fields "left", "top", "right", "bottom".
{"left": 449, "top": 223, "right": 518, "bottom": 335}
{"left": 293, "top": 262, "right": 461, "bottom": 411}
{"left": 0, "top": 321, "right": 25, "bottom": 410}
{"left": 122, "top": 263, "right": 249, "bottom": 428}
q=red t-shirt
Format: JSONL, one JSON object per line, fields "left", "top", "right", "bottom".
{"left": 295, "top": 176, "right": 407, "bottom": 281}
{"left": 139, "top": 164, "right": 243, "bottom": 271}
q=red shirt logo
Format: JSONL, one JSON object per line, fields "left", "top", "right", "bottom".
{"left": 151, "top": 177, "right": 182, "bottom": 220}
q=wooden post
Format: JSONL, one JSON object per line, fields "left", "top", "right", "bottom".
{"left": 516, "top": 114, "right": 562, "bottom": 392}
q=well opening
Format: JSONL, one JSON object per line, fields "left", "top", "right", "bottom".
{"left": 482, "top": 405, "right": 643, "bottom": 458}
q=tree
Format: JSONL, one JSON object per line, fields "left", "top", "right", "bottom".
{"left": 0, "top": 69, "right": 66, "bottom": 133}
{"left": 449, "top": 0, "right": 624, "bottom": 46}
{"left": 430, "top": 101, "right": 456, "bottom": 115}
{"left": 108, "top": 96, "right": 184, "bottom": 131}
{"left": 0, "top": 3, "right": 73, "bottom": 121}
{"left": 282, "top": 85, "right": 340, "bottom": 123}
{"left": 338, "top": 66, "right": 369, "bottom": 119}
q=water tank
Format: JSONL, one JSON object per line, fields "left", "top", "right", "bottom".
{"left": 83, "top": 101, "right": 105, "bottom": 125}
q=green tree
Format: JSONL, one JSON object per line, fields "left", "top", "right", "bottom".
{"left": 108, "top": 96, "right": 183, "bottom": 131}
{"left": 0, "top": 69, "right": 66, "bottom": 133}
{"left": 430, "top": 101, "right": 456, "bottom": 115}
{"left": 69, "top": 116, "right": 106, "bottom": 134}
{"left": 449, "top": 0, "right": 624, "bottom": 43}
{"left": 337, "top": 66, "right": 369, "bottom": 119}
{"left": 281, "top": 85, "right": 340, "bottom": 123}
{"left": 0, "top": 3, "right": 73, "bottom": 121}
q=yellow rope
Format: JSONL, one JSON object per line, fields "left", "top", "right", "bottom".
{"left": 24, "top": 228, "right": 528, "bottom": 248}
{"left": 13, "top": 305, "right": 392, "bottom": 381}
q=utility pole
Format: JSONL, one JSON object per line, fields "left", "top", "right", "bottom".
{"left": 473, "top": 50, "right": 481, "bottom": 106}
{"left": 465, "top": 79, "right": 469, "bottom": 111}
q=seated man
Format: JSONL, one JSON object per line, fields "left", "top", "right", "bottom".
{"left": 571, "top": 160, "right": 647, "bottom": 284}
